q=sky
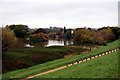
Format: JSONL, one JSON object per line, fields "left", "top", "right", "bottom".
{"left": 0, "top": 0, "right": 119, "bottom": 28}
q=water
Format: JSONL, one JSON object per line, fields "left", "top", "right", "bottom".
{"left": 28, "top": 39, "right": 73, "bottom": 47}
{"left": 46, "top": 39, "right": 73, "bottom": 47}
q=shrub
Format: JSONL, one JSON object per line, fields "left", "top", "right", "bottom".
{"left": 2, "top": 27, "right": 17, "bottom": 51}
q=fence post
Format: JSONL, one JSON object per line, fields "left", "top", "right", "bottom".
{"left": 106, "top": 52, "right": 107, "bottom": 54}
{"left": 79, "top": 60, "right": 82, "bottom": 63}
{"left": 102, "top": 53, "right": 104, "bottom": 56}
{"left": 112, "top": 50, "right": 114, "bottom": 52}
{"left": 117, "top": 48, "right": 119, "bottom": 51}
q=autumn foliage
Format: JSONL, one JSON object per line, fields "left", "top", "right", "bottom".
{"left": 2, "top": 27, "right": 17, "bottom": 51}
{"left": 30, "top": 33, "right": 48, "bottom": 43}
{"left": 73, "top": 28, "right": 115, "bottom": 45}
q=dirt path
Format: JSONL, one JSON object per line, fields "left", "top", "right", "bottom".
{"left": 21, "top": 47, "right": 120, "bottom": 80}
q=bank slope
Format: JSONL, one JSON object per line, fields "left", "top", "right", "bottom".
{"left": 37, "top": 51, "right": 119, "bottom": 78}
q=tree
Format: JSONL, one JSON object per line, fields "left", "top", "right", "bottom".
{"left": 6, "top": 24, "right": 29, "bottom": 38}
{"left": 73, "top": 29, "right": 93, "bottom": 44}
{"left": 99, "top": 27, "right": 115, "bottom": 42}
{"left": 2, "top": 27, "right": 17, "bottom": 51}
{"left": 32, "top": 28, "right": 46, "bottom": 34}
{"left": 92, "top": 31, "right": 106, "bottom": 45}
{"left": 64, "top": 29, "right": 73, "bottom": 39}
{"left": 30, "top": 33, "right": 48, "bottom": 43}
{"left": 110, "top": 27, "right": 120, "bottom": 39}
{"left": 64, "top": 26, "right": 67, "bottom": 33}
{"left": 73, "top": 28, "right": 109, "bottom": 45}
{"left": 48, "top": 32, "right": 56, "bottom": 39}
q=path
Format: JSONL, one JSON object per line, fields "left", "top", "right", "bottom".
{"left": 21, "top": 47, "right": 120, "bottom": 80}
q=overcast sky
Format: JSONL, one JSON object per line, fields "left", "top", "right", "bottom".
{"left": 0, "top": 0, "right": 119, "bottom": 28}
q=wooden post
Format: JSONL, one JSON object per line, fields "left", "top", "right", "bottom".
{"left": 91, "top": 56, "right": 94, "bottom": 59}
{"left": 109, "top": 51, "right": 111, "bottom": 53}
{"left": 112, "top": 50, "right": 114, "bottom": 52}
{"left": 102, "top": 53, "right": 104, "bottom": 56}
{"left": 99, "top": 54, "right": 101, "bottom": 57}
{"left": 95, "top": 55, "right": 98, "bottom": 58}
{"left": 72, "top": 62, "right": 75, "bottom": 65}
{"left": 117, "top": 48, "right": 119, "bottom": 51}
{"left": 69, "top": 64, "right": 72, "bottom": 66}
{"left": 74, "top": 62, "right": 77, "bottom": 65}
{"left": 79, "top": 60, "right": 82, "bottom": 63}
{"left": 87, "top": 58, "right": 90, "bottom": 60}
{"left": 66, "top": 64, "right": 68, "bottom": 67}
{"left": 98, "top": 54, "right": 100, "bottom": 57}
{"left": 83, "top": 59, "right": 86, "bottom": 62}
{"left": 106, "top": 52, "right": 108, "bottom": 54}
{"left": 90, "top": 57, "right": 91, "bottom": 60}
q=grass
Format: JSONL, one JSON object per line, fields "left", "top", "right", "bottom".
{"left": 2, "top": 39, "right": 120, "bottom": 78}
{"left": 36, "top": 51, "right": 119, "bottom": 78}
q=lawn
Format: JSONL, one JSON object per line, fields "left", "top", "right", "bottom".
{"left": 2, "top": 39, "right": 120, "bottom": 78}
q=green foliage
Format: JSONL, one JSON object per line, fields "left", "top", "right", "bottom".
{"left": 6, "top": 24, "right": 29, "bottom": 38}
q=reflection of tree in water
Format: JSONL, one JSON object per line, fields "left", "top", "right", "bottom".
{"left": 31, "top": 42, "right": 48, "bottom": 47}
{"left": 30, "top": 39, "right": 73, "bottom": 47}
{"left": 64, "top": 40, "right": 73, "bottom": 46}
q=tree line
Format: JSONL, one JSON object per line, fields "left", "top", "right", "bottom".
{"left": 73, "top": 27, "right": 120, "bottom": 45}
{"left": 2, "top": 24, "right": 120, "bottom": 52}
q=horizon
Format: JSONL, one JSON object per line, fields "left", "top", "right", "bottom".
{"left": 0, "top": 0, "right": 119, "bottom": 28}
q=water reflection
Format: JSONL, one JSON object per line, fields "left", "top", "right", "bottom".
{"left": 31, "top": 42, "right": 48, "bottom": 47}
{"left": 46, "top": 39, "right": 73, "bottom": 47}
{"left": 26, "top": 39, "right": 73, "bottom": 47}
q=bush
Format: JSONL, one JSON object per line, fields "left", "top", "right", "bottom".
{"left": 2, "top": 28, "right": 17, "bottom": 51}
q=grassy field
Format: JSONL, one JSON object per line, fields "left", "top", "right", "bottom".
{"left": 2, "top": 39, "right": 120, "bottom": 78}
{"left": 36, "top": 51, "right": 119, "bottom": 78}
